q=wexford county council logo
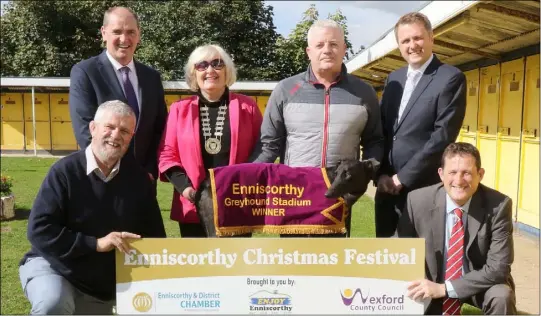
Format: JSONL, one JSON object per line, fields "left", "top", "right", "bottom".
{"left": 340, "top": 288, "right": 405, "bottom": 312}
{"left": 133, "top": 292, "right": 153, "bottom": 312}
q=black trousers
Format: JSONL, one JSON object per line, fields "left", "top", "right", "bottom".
{"left": 279, "top": 206, "right": 352, "bottom": 238}
{"left": 178, "top": 223, "right": 207, "bottom": 237}
{"left": 374, "top": 189, "right": 409, "bottom": 237}
{"left": 178, "top": 223, "right": 251, "bottom": 238}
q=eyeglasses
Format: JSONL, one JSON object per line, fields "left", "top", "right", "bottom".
{"left": 195, "top": 59, "right": 225, "bottom": 72}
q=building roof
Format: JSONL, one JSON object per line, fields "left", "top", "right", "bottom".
{"left": 345, "top": 0, "right": 540, "bottom": 89}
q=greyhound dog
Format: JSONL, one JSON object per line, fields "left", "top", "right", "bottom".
{"left": 195, "top": 159, "right": 380, "bottom": 237}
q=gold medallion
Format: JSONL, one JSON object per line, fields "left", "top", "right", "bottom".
{"left": 205, "top": 137, "right": 221, "bottom": 154}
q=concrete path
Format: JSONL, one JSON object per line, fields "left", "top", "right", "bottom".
{"left": 513, "top": 232, "right": 539, "bottom": 315}
{"left": 365, "top": 181, "right": 540, "bottom": 315}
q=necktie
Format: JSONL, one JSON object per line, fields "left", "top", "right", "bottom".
{"left": 120, "top": 67, "right": 139, "bottom": 121}
{"left": 398, "top": 71, "right": 421, "bottom": 122}
{"left": 443, "top": 208, "right": 464, "bottom": 315}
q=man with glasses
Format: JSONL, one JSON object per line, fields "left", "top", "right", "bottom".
{"left": 250, "top": 20, "right": 384, "bottom": 237}
{"left": 69, "top": 6, "right": 167, "bottom": 186}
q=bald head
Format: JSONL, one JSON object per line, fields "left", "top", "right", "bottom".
{"left": 103, "top": 6, "right": 140, "bottom": 29}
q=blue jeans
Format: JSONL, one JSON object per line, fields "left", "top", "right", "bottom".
{"left": 19, "top": 257, "right": 114, "bottom": 315}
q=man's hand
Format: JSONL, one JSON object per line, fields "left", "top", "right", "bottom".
{"left": 377, "top": 175, "right": 395, "bottom": 194}
{"left": 391, "top": 174, "right": 403, "bottom": 194}
{"left": 182, "top": 187, "right": 196, "bottom": 202}
{"left": 96, "top": 231, "right": 141, "bottom": 253}
{"left": 406, "top": 279, "right": 446, "bottom": 301}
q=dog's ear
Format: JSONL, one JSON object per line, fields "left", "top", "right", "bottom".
{"left": 364, "top": 158, "right": 380, "bottom": 178}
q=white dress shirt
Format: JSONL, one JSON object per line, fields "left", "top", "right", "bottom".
{"left": 397, "top": 54, "right": 434, "bottom": 122}
{"left": 105, "top": 51, "right": 142, "bottom": 111}
{"left": 444, "top": 193, "right": 472, "bottom": 298}
{"left": 85, "top": 145, "right": 120, "bottom": 182}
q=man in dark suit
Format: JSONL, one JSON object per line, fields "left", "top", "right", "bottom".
{"left": 69, "top": 6, "right": 167, "bottom": 182}
{"left": 397, "top": 142, "right": 516, "bottom": 315}
{"left": 375, "top": 12, "right": 467, "bottom": 237}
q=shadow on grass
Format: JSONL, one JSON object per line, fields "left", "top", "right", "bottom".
{"left": 2, "top": 208, "right": 30, "bottom": 221}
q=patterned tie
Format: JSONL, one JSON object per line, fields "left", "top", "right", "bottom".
{"left": 442, "top": 208, "right": 464, "bottom": 315}
{"left": 119, "top": 67, "right": 139, "bottom": 121}
{"left": 397, "top": 71, "right": 422, "bottom": 122}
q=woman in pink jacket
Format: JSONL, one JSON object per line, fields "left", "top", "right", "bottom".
{"left": 158, "top": 44, "right": 263, "bottom": 237}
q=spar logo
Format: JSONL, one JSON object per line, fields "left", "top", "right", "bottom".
{"left": 340, "top": 288, "right": 405, "bottom": 312}
{"left": 133, "top": 292, "right": 153, "bottom": 312}
{"left": 249, "top": 290, "right": 292, "bottom": 312}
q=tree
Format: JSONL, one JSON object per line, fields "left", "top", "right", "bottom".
{"left": 1, "top": 0, "right": 279, "bottom": 80}
{"left": 272, "top": 4, "right": 318, "bottom": 79}
{"left": 327, "top": 9, "right": 355, "bottom": 60}
{"left": 1, "top": 0, "right": 128, "bottom": 77}
{"left": 131, "top": 0, "right": 279, "bottom": 80}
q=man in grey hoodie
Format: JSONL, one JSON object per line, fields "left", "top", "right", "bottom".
{"left": 250, "top": 19, "right": 384, "bottom": 237}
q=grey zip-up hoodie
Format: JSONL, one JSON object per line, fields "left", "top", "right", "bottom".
{"left": 250, "top": 64, "right": 384, "bottom": 171}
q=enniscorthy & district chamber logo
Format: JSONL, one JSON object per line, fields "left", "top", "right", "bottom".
{"left": 133, "top": 292, "right": 153, "bottom": 312}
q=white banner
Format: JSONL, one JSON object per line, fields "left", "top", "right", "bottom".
{"left": 115, "top": 238, "right": 425, "bottom": 315}
{"left": 117, "top": 276, "right": 422, "bottom": 314}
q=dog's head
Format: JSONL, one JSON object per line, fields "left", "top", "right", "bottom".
{"left": 325, "top": 158, "right": 380, "bottom": 205}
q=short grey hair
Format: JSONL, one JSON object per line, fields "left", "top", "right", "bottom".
{"left": 184, "top": 44, "right": 237, "bottom": 92}
{"left": 307, "top": 20, "right": 345, "bottom": 44}
{"left": 93, "top": 100, "right": 136, "bottom": 123}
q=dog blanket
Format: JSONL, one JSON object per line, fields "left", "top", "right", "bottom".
{"left": 208, "top": 163, "right": 347, "bottom": 236}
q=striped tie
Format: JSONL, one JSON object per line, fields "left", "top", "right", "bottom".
{"left": 443, "top": 208, "right": 464, "bottom": 315}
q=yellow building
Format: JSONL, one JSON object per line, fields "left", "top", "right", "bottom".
{"left": 0, "top": 81, "right": 274, "bottom": 153}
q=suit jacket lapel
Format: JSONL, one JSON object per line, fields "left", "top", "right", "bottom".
{"left": 466, "top": 190, "right": 485, "bottom": 252}
{"left": 429, "top": 187, "right": 446, "bottom": 282}
{"left": 394, "top": 56, "right": 441, "bottom": 133}
{"left": 392, "top": 68, "right": 408, "bottom": 132}
{"left": 97, "top": 51, "right": 125, "bottom": 102}
{"left": 228, "top": 93, "right": 240, "bottom": 165}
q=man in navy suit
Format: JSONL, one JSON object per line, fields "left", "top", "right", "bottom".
{"left": 375, "top": 12, "right": 466, "bottom": 237}
{"left": 69, "top": 6, "right": 167, "bottom": 182}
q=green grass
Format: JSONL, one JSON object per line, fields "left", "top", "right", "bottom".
{"left": 1, "top": 157, "right": 486, "bottom": 315}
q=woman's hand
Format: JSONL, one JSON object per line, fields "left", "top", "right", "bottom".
{"left": 182, "top": 187, "right": 196, "bottom": 202}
